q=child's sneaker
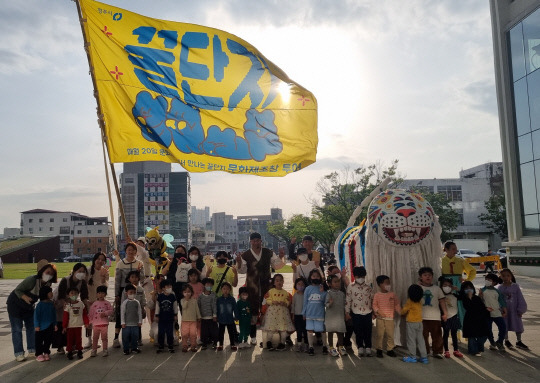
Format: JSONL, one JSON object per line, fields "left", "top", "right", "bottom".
{"left": 516, "top": 341, "right": 529, "bottom": 350}
{"left": 182, "top": 346, "right": 188, "bottom": 353}
{"left": 495, "top": 342, "right": 506, "bottom": 352}
{"left": 36, "top": 355, "right": 46, "bottom": 362}
{"left": 387, "top": 349, "right": 397, "bottom": 357}
{"left": 230, "top": 345, "right": 238, "bottom": 351}
{"left": 156, "top": 347, "right": 164, "bottom": 354}
{"left": 113, "top": 339, "right": 121, "bottom": 348}
{"left": 44, "top": 354, "right": 51, "bottom": 361}
{"left": 358, "top": 348, "right": 366, "bottom": 357}
{"left": 276, "top": 343, "right": 286, "bottom": 351}
{"left": 376, "top": 349, "right": 383, "bottom": 358}
{"left": 308, "top": 347, "right": 315, "bottom": 356}
{"left": 77, "top": 350, "right": 83, "bottom": 359}
{"left": 489, "top": 343, "right": 498, "bottom": 350}
{"left": 67, "top": 351, "right": 73, "bottom": 360}
{"left": 402, "top": 356, "right": 417, "bottom": 363}
{"left": 90, "top": 350, "right": 97, "bottom": 357}
{"left": 418, "top": 357, "right": 429, "bottom": 364}
{"left": 329, "top": 348, "right": 339, "bottom": 357}
{"left": 365, "top": 348, "right": 373, "bottom": 357}
{"left": 433, "top": 353, "right": 444, "bottom": 359}
{"left": 339, "top": 347, "right": 348, "bottom": 356}
{"left": 266, "top": 341, "right": 274, "bottom": 351}
{"left": 133, "top": 348, "right": 141, "bottom": 354}
{"left": 303, "top": 343, "right": 310, "bottom": 353}
{"left": 190, "top": 347, "right": 197, "bottom": 352}
{"left": 453, "top": 350, "right": 464, "bottom": 358}
{"left": 168, "top": 348, "right": 175, "bottom": 353}
{"left": 444, "top": 351, "right": 451, "bottom": 358}
{"left": 216, "top": 346, "right": 223, "bottom": 351}
{"left": 322, "top": 346, "right": 328, "bottom": 355}
{"left": 57, "top": 347, "right": 65, "bottom": 355}
{"left": 244, "top": 342, "right": 251, "bottom": 348}
{"left": 250, "top": 337, "right": 257, "bottom": 345}
{"left": 504, "top": 340, "right": 514, "bottom": 349}
{"left": 123, "top": 350, "right": 130, "bottom": 355}
{"left": 102, "top": 350, "right": 109, "bottom": 357}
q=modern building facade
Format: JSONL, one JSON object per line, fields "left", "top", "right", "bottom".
{"left": 237, "top": 208, "right": 283, "bottom": 252}
{"left": 119, "top": 162, "right": 191, "bottom": 247}
{"left": 20, "top": 209, "right": 111, "bottom": 257}
{"left": 491, "top": 0, "right": 540, "bottom": 276}
{"left": 191, "top": 206, "right": 210, "bottom": 228}
{"left": 211, "top": 212, "right": 238, "bottom": 244}
{"left": 401, "top": 163, "right": 504, "bottom": 250}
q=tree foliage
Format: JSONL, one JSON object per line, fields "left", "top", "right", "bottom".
{"left": 479, "top": 194, "right": 508, "bottom": 240}
{"left": 311, "top": 160, "right": 402, "bottom": 229}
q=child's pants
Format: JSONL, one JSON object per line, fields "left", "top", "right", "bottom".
{"left": 488, "top": 317, "right": 507, "bottom": 344}
{"left": 66, "top": 327, "right": 82, "bottom": 352}
{"left": 375, "top": 318, "right": 395, "bottom": 351}
{"left": 443, "top": 327, "right": 459, "bottom": 352}
{"left": 93, "top": 324, "right": 109, "bottom": 350}
{"left": 422, "top": 319, "right": 443, "bottom": 355}
{"left": 352, "top": 313, "right": 372, "bottom": 348}
{"left": 158, "top": 320, "right": 174, "bottom": 348}
{"left": 122, "top": 326, "right": 139, "bottom": 351}
{"left": 35, "top": 324, "right": 54, "bottom": 356}
{"left": 327, "top": 332, "right": 344, "bottom": 347}
{"left": 468, "top": 336, "right": 487, "bottom": 354}
{"left": 200, "top": 319, "right": 218, "bottom": 346}
{"left": 406, "top": 322, "right": 427, "bottom": 358}
{"left": 181, "top": 321, "right": 197, "bottom": 348}
{"left": 218, "top": 323, "right": 236, "bottom": 346}
{"left": 294, "top": 315, "right": 308, "bottom": 344}
{"left": 238, "top": 318, "right": 251, "bottom": 343}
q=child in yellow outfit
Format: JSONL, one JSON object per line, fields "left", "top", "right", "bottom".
{"left": 401, "top": 284, "right": 428, "bottom": 364}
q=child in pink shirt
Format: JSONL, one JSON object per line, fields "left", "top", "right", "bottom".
{"left": 188, "top": 269, "right": 204, "bottom": 299}
{"left": 373, "top": 275, "right": 401, "bottom": 358}
{"left": 88, "top": 286, "right": 113, "bottom": 357}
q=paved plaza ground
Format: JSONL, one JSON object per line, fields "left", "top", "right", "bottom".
{"left": 0, "top": 272, "right": 539, "bottom": 383}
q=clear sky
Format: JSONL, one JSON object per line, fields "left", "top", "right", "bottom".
{"left": 0, "top": 0, "right": 501, "bottom": 230}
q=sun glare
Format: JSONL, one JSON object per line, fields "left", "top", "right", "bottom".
{"left": 278, "top": 82, "right": 290, "bottom": 103}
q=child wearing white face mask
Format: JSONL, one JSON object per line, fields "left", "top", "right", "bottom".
{"left": 438, "top": 277, "right": 463, "bottom": 358}
{"left": 155, "top": 280, "right": 178, "bottom": 353}
{"left": 345, "top": 266, "right": 374, "bottom": 357}
{"left": 120, "top": 284, "right": 142, "bottom": 355}
{"left": 373, "top": 275, "right": 401, "bottom": 358}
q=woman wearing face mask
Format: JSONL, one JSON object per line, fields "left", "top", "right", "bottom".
{"left": 291, "top": 248, "right": 323, "bottom": 283}
{"left": 54, "top": 263, "right": 89, "bottom": 354}
{"left": 7, "top": 263, "right": 57, "bottom": 362}
{"left": 187, "top": 246, "right": 205, "bottom": 272}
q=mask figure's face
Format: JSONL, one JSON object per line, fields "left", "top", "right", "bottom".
{"left": 368, "top": 190, "right": 434, "bottom": 247}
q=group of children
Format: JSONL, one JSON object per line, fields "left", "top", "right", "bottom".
{"left": 31, "top": 259, "right": 529, "bottom": 364}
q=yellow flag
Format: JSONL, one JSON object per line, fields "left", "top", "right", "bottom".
{"left": 79, "top": 0, "right": 317, "bottom": 177}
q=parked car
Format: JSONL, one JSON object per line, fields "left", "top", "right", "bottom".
{"left": 63, "top": 255, "right": 82, "bottom": 262}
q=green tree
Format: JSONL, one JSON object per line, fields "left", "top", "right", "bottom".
{"left": 418, "top": 192, "right": 459, "bottom": 242}
{"left": 311, "top": 160, "right": 402, "bottom": 229}
{"left": 308, "top": 213, "right": 341, "bottom": 254}
{"left": 267, "top": 214, "right": 310, "bottom": 247}
{"left": 479, "top": 194, "right": 508, "bottom": 240}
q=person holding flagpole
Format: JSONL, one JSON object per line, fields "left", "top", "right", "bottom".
{"left": 236, "top": 232, "right": 286, "bottom": 345}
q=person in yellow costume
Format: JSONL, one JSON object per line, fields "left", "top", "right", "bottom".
{"left": 441, "top": 241, "right": 476, "bottom": 325}
{"left": 441, "top": 242, "right": 477, "bottom": 282}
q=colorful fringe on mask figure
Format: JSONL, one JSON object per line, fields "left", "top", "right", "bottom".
{"left": 335, "top": 178, "right": 443, "bottom": 345}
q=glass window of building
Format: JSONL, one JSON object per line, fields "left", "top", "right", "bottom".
{"left": 436, "top": 185, "right": 462, "bottom": 202}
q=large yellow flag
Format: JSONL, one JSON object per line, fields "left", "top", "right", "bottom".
{"left": 79, "top": 0, "right": 317, "bottom": 177}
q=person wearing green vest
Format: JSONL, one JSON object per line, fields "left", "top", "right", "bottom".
{"left": 236, "top": 232, "right": 285, "bottom": 345}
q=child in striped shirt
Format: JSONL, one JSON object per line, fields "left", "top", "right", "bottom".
{"left": 373, "top": 275, "right": 401, "bottom": 358}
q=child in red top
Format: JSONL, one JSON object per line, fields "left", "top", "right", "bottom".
{"left": 62, "top": 287, "right": 89, "bottom": 360}
{"left": 88, "top": 285, "right": 113, "bottom": 357}
{"left": 372, "top": 275, "right": 401, "bottom": 358}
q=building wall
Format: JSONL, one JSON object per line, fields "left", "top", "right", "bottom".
{"left": 401, "top": 169, "right": 502, "bottom": 250}
{"left": 119, "top": 162, "right": 191, "bottom": 248}
{"left": 491, "top": 0, "right": 540, "bottom": 276}
{"left": 1, "top": 236, "right": 60, "bottom": 263}
{"left": 20, "top": 210, "right": 111, "bottom": 257}
{"left": 211, "top": 212, "right": 237, "bottom": 244}
{"left": 191, "top": 206, "right": 210, "bottom": 228}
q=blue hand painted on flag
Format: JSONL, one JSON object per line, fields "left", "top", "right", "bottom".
{"left": 132, "top": 91, "right": 283, "bottom": 161}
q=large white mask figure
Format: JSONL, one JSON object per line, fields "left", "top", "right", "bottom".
{"left": 335, "top": 189, "right": 442, "bottom": 345}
